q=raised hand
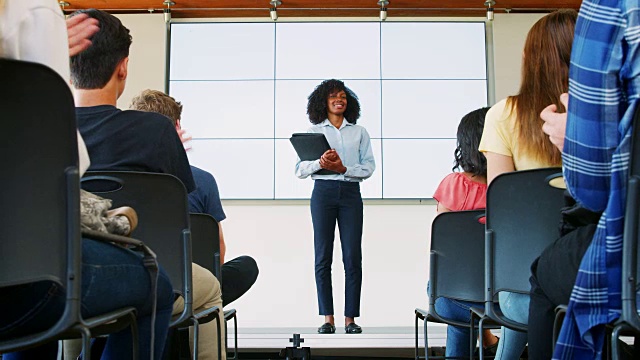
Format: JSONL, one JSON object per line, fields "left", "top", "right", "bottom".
{"left": 177, "top": 128, "right": 193, "bottom": 151}
{"left": 67, "top": 14, "right": 100, "bottom": 57}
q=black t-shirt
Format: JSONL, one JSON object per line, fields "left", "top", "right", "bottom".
{"left": 77, "top": 105, "right": 196, "bottom": 193}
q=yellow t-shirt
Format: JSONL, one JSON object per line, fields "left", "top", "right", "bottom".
{"left": 478, "top": 98, "right": 555, "bottom": 171}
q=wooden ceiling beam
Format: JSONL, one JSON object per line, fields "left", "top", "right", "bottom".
{"left": 61, "top": 0, "right": 581, "bottom": 18}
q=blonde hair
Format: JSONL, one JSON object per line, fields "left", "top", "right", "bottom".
{"left": 130, "top": 89, "right": 183, "bottom": 125}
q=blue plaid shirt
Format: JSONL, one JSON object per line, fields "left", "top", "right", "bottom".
{"left": 554, "top": 0, "right": 640, "bottom": 358}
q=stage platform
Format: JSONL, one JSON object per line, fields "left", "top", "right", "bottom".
{"left": 226, "top": 325, "right": 445, "bottom": 357}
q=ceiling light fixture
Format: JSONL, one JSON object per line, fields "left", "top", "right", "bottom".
{"left": 378, "top": 0, "right": 389, "bottom": 21}
{"left": 484, "top": 0, "right": 496, "bottom": 21}
{"left": 163, "top": 0, "right": 175, "bottom": 23}
{"left": 59, "top": 1, "right": 70, "bottom": 16}
{"left": 270, "top": 0, "right": 282, "bottom": 21}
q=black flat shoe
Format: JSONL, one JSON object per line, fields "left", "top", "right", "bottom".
{"left": 317, "top": 322, "right": 336, "bottom": 334}
{"left": 475, "top": 336, "right": 500, "bottom": 356}
{"left": 345, "top": 323, "right": 362, "bottom": 334}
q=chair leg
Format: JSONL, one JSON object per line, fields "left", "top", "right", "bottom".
{"left": 415, "top": 314, "right": 421, "bottom": 360}
{"left": 80, "top": 327, "right": 92, "bottom": 360}
{"left": 216, "top": 312, "right": 222, "bottom": 360}
{"left": 469, "top": 312, "right": 476, "bottom": 360}
{"left": 130, "top": 313, "right": 140, "bottom": 360}
{"left": 223, "top": 313, "right": 240, "bottom": 360}
{"left": 424, "top": 316, "right": 430, "bottom": 360}
{"left": 191, "top": 319, "right": 200, "bottom": 360}
{"left": 225, "top": 317, "right": 229, "bottom": 359}
{"left": 230, "top": 314, "right": 238, "bottom": 360}
{"left": 552, "top": 308, "right": 565, "bottom": 352}
{"left": 611, "top": 324, "right": 623, "bottom": 360}
{"left": 606, "top": 326, "right": 613, "bottom": 360}
{"left": 478, "top": 318, "right": 485, "bottom": 360}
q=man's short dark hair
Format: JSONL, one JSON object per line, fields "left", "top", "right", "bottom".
{"left": 70, "top": 9, "right": 132, "bottom": 89}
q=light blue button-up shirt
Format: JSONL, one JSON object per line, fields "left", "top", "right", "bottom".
{"left": 295, "top": 119, "right": 375, "bottom": 182}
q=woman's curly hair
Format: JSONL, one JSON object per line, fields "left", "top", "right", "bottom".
{"left": 307, "top": 79, "right": 361, "bottom": 125}
{"left": 453, "top": 107, "right": 490, "bottom": 177}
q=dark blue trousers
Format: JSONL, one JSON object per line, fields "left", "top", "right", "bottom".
{"left": 310, "top": 180, "right": 363, "bottom": 318}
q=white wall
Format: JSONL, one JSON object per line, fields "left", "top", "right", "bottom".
{"left": 114, "top": 13, "right": 542, "bottom": 328}
{"left": 114, "top": 14, "right": 166, "bottom": 109}
{"left": 492, "top": 13, "right": 545, "bottom": 102}
{"left": 221, "top": 200, "right": 435, "bottom": 327}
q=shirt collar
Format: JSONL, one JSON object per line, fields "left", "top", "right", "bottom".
{"left": 320, "top": 119, "right": 353, "bottom": 130}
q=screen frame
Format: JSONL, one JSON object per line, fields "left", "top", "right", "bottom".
{"left": 166, "top": 19, "right": 494, "bottom": 201}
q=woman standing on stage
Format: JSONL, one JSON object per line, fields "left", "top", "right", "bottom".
{"left": 295, "top": 79, "right": 376, "bottom": 334}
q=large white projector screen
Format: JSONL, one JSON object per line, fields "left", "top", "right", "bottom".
{"left": 169, "top": 21, "right": 488, "bottom": 199}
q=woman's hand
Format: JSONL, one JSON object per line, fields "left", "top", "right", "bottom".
{"left": 320, "top": 150, "right": 347, "bottom": 174}
{"left": 322, "top": 149, "right": 338, "bottom": 161}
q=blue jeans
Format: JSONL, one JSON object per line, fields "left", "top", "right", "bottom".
{"left": 0, "top": 238, "right": 174, "bottom": 360}
{"left": 494, "top": 291, "right": 529, "bottom": 360}
{"left": 311, "top": 180, "right": 363, "bottom": 318}
{"left": 434, "top": 297, "right": 481, "bottom": 358}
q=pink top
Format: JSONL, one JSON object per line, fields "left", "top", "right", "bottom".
{"left": 433, "top": 172, "right": 487, "bottom": 211}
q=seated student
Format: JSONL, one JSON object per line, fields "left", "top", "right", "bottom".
{"left": 431, "top": 107, "right": 499, "bottom": 358}
{"left": 0, "top": 1, "right": 174, "bottom": 359}
{"left": 478, "top": 9, "right": 576, "bottom": 359}
{"left": 529, "top": 94, "right": 603, "bottom": 359}
{"left": 130, "top": 89, "right": 260, "bottom": 307}
{"left": 69, "top": 9, "right": 225, "bottom": 360}
{"left": 531, "top": 0, "right": 639, "bottom": 354}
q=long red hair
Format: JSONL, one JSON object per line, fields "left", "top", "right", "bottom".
{"left": 507, "top": 9, "right": 577, "bottom": 166}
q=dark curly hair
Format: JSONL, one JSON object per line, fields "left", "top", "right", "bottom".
{"left": 307, "top": 79, "right": 361, "bottom": 125}
{"left": 453, "top": 107, "right": 490, "bottom": 177}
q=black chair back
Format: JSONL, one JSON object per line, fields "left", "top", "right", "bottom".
{"left": 190, "top": 213, "right": 221, "bottom": 280}
{"left": 0, "top": 60, "right": 138, "bottom": 358}
{"left": 620, "top": 103, "right": 640, "bottom": 330}
{"left": 81, "top": 171, "right": 193, "bottom": 326}
{"left": 0, "top": 59, "right": 78, "bottom": 292}
{"left": 415, "top": 209, "right": 496, "bottom": 359}
{"left": 429, "top": 210, "right": 486, "bottom": 305}
{"left": 486, "top": 167, "right": 565, "bottom": 297}
{"left": 190, "top": 213, "right": 240, "bottom": 359}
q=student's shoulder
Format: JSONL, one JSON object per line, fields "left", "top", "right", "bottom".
{"left": 119, "top": 110, "right": 177, "bottom": 139}
{"left": 190, "top": 166, "right": 220, "bottom": 192}
{"left": 436, "top": 172, "right": 463, "bottom": 190}
{"left": 190, "top": 165, "right": 215, "bottom": 181}
{"left": 485, "top": 98, "right": 514, "bottom": 126}
{"left": 487, "top": 98, "right": 509, "bottom": 116}
{"left": 120, "top": 109, "right": 174, "bottom": 127}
